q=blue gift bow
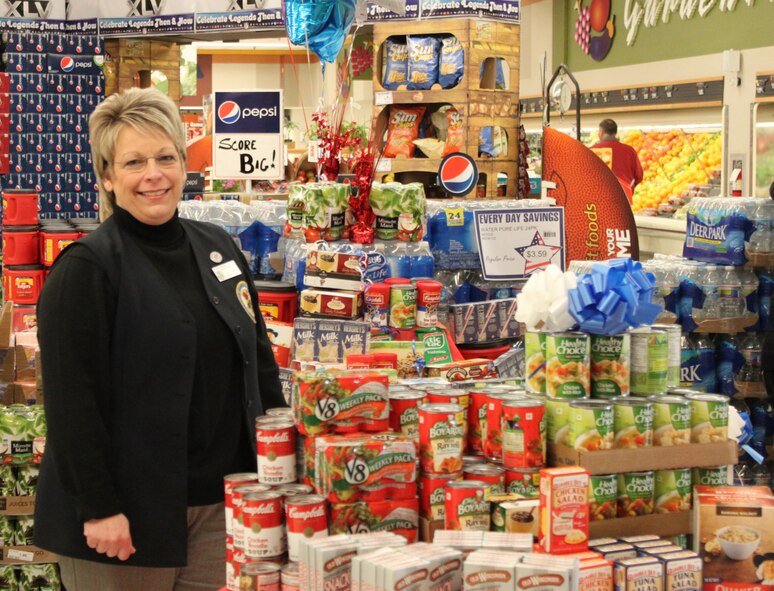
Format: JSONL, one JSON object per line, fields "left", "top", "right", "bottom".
{"left": 568, "top": 258, "right": 662, "bottom": 335}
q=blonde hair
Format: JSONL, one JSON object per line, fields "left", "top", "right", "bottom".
{"left": 89, "top": 88, "right": 186, "bottom": 220}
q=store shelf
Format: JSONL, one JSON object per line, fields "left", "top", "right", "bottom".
{"left": 0, "top": 545, "right": 57, "bottom": 565}
{"left": 0, "top": 495, "right": 34, "bottom": 516}
{"left": 589, "top": 511, "right": 691, "bottom": 539}
{"left": 548, "top": 441, "right": 738, "bottom": 475}
{"left": 635, "top": 215, "right": 687, "bottom": 258}
{"left": 745, "top": 251, "right": 774, "bottom": 267}
{"left": 693, "top": 316, "right": 758, "bottom": 334}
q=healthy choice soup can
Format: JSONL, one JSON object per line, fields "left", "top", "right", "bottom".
{"left": 545, "top": 332, "right": 590, "bottom": 399}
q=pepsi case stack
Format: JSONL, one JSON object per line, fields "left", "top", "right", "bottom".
{"left": 0, "top": 31, "right": 103, "bottom": 219}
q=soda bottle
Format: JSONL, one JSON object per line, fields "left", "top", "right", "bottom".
{"left": 739, "top": 266, "right": 759, "bottom": 318}
{"left": 718, "top": 266, "right": 743, "bottom": 319}
{"left": 738, "top": 332, "right": 762, "bottom": 383}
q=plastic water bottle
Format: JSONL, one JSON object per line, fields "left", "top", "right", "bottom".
{"left": 657, "top": 265, "right": 678, "bottom": 321}
{"left": 701, "top": 265, "right": 721, "bottom": 320}
{"left": 739, "top": 266, "right": 759, "bottom": 318}
{"left": 716, "top": 333, "right": 742, "bottom": 397}
{"left": 694, "top": 334, "right": 718, "bottom": 392}
{"left": 758, "top": 268, "right": 774, "bottom": 332}
{"left": 750, "top": 200, "right": 774, "bottom": 254}
{"left": 718, "top": 266, "right": 743, "bottom": 319}
{"left": 738, "top": 332, "right": 762, "bottom": 383}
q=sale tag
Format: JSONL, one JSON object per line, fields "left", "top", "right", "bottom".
{"left": 308, "top": 140, "right": 320, "bottom": 163}
{"left": 6, "top": 548, "right": 34, "bottom": 561}
{"left": 374, "top": 91, "right": 394, "bottom": 106}
{"left": 444, "top": 208, "right": 464, "bottom": 227}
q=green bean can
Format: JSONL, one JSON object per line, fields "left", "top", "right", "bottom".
{"left": 525, "top": 331, "right": 547, "bottom": 395}
{"left": 650, "top": 395, "right": 691, "bottom": 446}
{"left": 630, "top": 328, "right": 668, "bottom": 395}
{"left": 614, "top": 399, "right": 653, "bottom": 448}
{"left": 590, "top": 333, "right": 630, "bottom": 398}
{"left": 545, "top": 398, "right": 571, "bottom": 445}
{"left": 589, "top": 474, "right": 618, "bottom": 520}
{"left": 389, "top": 284, "right": 417, "bottom": 329}
{"left": 685, "top": 393, "right": 728, "bottom": 443}
{"left": 692, "top": 466, "right": 730, "bottom": 486}
{"left": 568, "top": 400, "right": 614, "bottom": 451}
{"left": 651, "top": 324, "right": 682, "bottom": 388}
{"left": 617, "top": 471, "right": 655, "bottom": 517}
{"left": 654, "top": 468, "right": 693, "bottom": 513}
{"left": 545, "top": 332, "right": 590, "bottom": 398}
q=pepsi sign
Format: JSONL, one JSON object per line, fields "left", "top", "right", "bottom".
{"left": 47, "top": 54, "right": 104, "bottom": 75}
{"left": 214, "top": 91, "right": 281, "bottom": 135}
{"left": 438, "top": 153, "right": 479, "bottom": 197}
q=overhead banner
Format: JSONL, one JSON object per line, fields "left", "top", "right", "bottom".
{"left": 195, "top": 0, "right": 283, "bottom": 31}
{"left": 366, "top": 0, "right": 420, "bottom": 21}
{"left": 541, "top": 127, "right": 639, "bottom": 265}
{"left": 420, "top": 0, "right": 519, "bottom": 22}
{"left": 213, "top": 90, "right": 284, "bottom": 181}
{"left": 474, "top": 207, "right": 565, "bottom": 280}
{"left": 95, "top": 0, "right": 194, "bottom": 35}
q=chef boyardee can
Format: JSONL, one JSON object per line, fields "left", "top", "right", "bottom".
{"left": 630, "top": 328, "right": 668, "bottom": 395}
{"left": 444, "top": 480, "right": 490, "bottom": 531}
{"left": 525, "top": 331, "right": 547, "bottom": 395}
{"left": 614, "top": 399, "right": 653, "bottom": 448}
{"left": 545, "top": 332, "right": 590, "bottom": 398}
{"left": 685, "top": 393, "right": 729, "bottom": 444}
{"left": 506, "top": 468, "right": 540, "bottom": 498}
{"left": 590, "top": 333, "right": 630, "bottom": 398}
{"left": 650, "top": 395, "right": 691, "bottom": 447}
{"left": 568, "top": 400, "right": 614, "bottom": 451}
{"left": 651, "top": 324, "right": 681, "bottom": 388}
{"left": 464, "top": 463, "right": 506, "bottom": 495}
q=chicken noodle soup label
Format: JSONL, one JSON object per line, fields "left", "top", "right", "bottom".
{"left": 545, "top": 332, "right": 590, "bottom": 398}
{"left": 614, "top": 401, "right": 653, "bottom": 449}
{"left": 687, "top": 394, "right": 728, "bottom": 443}
{"left": 654, "top": 469, "right": 692, "bottom": 513}
{"left": 590, "top": 334, "right": 630, "bottom": 398}
{"left": 652, "top": 397, "right": 691, "bottom": 447}
{"left": 568, "top": 401, "right": 614, "bottom": 451}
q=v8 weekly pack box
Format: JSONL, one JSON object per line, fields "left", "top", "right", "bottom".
{"left": 693, "top": 485, "right": 774, "bottom": 591}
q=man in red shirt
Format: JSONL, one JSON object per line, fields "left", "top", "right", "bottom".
{"left": 591, "top": 119, "right": 644, "bottom": 201}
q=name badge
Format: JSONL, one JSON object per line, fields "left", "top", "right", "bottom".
{"left": 212, "top": 260, "right": 241, "bottom": 282}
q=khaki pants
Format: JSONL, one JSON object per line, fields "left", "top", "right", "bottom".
{"left": 58, "top": 503, "right": 226, "bottom": 591}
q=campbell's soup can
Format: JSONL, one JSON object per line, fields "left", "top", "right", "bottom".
{"left": 501, "top": 399, "right": 546, "bottom": 469}
{"left": 463, "top": 463, "right": 505, "bottom": 495}
{"left": 484, "top": 392, "right": 526, "bottom": 462}
{"left": 242, "top": 491, "right": 285, "bottom": 559}
{"left": 240, "top": 562, "right": 281, "bottom": 591}
{"left": 415, "top": 280, "right": 442, "bottom": 327}
{"left": 256, "top": 420, "right": 297, "bottom": 485}
{"left": 232, "top": 547, "right": 246, "bottom": 589}
{"left": 364, "top": 282, "right": 390, "bottom": 327}
{"left": 506, "top": 468, "right": 541, "bottom": 498}
{"left": 285, "top": 494, "right": 328, "bottom": 562}
{"left": 418, "top": 472, "right": 462, "bottom": 520}
{"left": 282, "top": 563, "right": 300, "bottom": 591}
{"left": 274, "top": 483, "right": 313, "bottom": 499}
{"left": 224, "top": 473, "right": 259, "bottom": 537}
{"left": 444, "top": 480, "right": 490, "bottom": 531}
{"left": 226, "top": 535, "right": 236, "bottom": 591}
{"left": 389, "top": 390, "right": 426, "bottom": 442}
{"left": 232, "top": 484, "right": 272, "bottom": 551}
{"left": 418, "top": 403, "right": 465, "bottom": 474}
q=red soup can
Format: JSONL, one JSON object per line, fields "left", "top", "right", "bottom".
{"left": 232, "top": 546, "right": 246, "bottom": 590}
{"left": 418, "top": 403, "right": 465, "bottom": 475}
{"left": 506, "top": 468, "right": 541, "bottom": 498}
{"left": 463, "top": 463, "right": 506, "bottom": 495}
{"left": 501, "top": 399, "right": 546, "bottom": 469}
{"left": 484, "top": 393, "right": 526, "bottom": 462}
{"left": 256, "top": 420, "right": 296, "bottom": 485}
{"left": 285, "top": 494, "right": 328, "bottom": 562}
{"left": 3, "top": 264, "right": 45, "bottom": 305}
{"left": 389, "top": 390, "right": 426, "bottom": 442}
{"left": 2, "top": 226, "right": 38, "bottom": 265}
{"left": 282, "top": 563, "right": 300, "bottom": 591}
{"left": 240, "top": 563, "right": 281, "bottom": 591}
{"left": 418, "top": 472, "right": 462, "bottom": 521}
{"left": 364, "top": 283, "right": 390, "bottom": 327}
{"left": 224, "top": 472, "right": 259, "bottom": 537}
{"left": 226, "top": 536, "right": 235, "bottom": 591}
{"left": 232, "top": 483, "right": 272, "bottom": 552}
{"left": 415, "top": 280, "right": 442, "bottom": 327}
{"left": 242, "top": 491, "right": 285, "bottom": 560}
{"left": 444, "top": 480, "right": 490, "bottom": 531}
{"left": 274, "top": 483, "right": 313, "bottom": 500}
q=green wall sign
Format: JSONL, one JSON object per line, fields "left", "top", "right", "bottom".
{"left": 553, "top": 0, "right": 774, "bottom": 72}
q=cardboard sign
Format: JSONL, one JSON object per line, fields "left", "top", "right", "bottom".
{"left": 213, "top": 90, "right": 283, "bottom": 180}
{"left": 473, "top": 207, "right": 564, "bottom": 280}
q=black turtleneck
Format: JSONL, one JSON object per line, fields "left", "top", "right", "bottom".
{"left": 38, "top": 205, "right": 254, "bottom": 515}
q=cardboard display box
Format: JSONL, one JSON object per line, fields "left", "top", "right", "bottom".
{"left": 0, "top": 496, "right": 35, "bottom": 516}
{"left": 589, "top": 511, "right": 692, "bottom": 539}
{"left": 0, "top": 545, "right": 57, "bottom": 565}
{"left": 419, "top": 517, "right": 444, "bottom": 543}
{"left": 549, "top": 441, "right": 738, "bottom": 475}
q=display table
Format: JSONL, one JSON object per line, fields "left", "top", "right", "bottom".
{"left": 635, "top": 215, "right": 686, "bottom": 259}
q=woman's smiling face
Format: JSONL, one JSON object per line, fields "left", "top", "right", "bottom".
{"left": 102, "top": 126, "right": 184, "bottom": 225}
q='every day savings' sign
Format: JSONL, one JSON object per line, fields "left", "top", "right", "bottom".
{"left": 213, "top": 90, "right": 283, "bottom": 180}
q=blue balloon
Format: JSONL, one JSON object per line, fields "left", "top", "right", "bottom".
{"left": 285, "top": 0, "right": 356, "bottom": 64}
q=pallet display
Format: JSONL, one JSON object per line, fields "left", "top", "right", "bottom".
{"left": 372, "top": 18, "right": 520, "bottom": 199}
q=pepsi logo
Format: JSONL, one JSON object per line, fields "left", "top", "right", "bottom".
{"left": 438, "top": 153, "right": 479, "bottom": 196}
{"left": 60, "top": 57, "right": 75, "bottom": 72}
{"left": 218, "top": 101, "right": 241, "bottom": 125}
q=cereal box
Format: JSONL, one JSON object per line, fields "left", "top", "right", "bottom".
{"left": 694, "top": 485, "right": 774, "bottom": 591}
{"left": 613, "top": 557, "right": 663, "bottom": 591}
{"left": 539, "top": 466, "right": 590, "bottom": 554}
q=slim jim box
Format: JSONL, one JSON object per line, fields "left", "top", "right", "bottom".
{"left": 693, "top": 485, "right": 774, "bottom": 591}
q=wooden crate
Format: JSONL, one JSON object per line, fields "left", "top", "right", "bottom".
{"left": 373, "top": 18, "right": 519, "bottom": 95}
{"left": 105, "top": 39, "right": 180, "bottom": 100}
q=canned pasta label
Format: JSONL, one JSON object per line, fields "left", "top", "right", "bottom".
{"left": 590, "top": 334, "right": 630, "bottom": 398}
{"left": 545, "top": 333, "right": 590, "bottom": 398}
{"left": 419, "top": 404, "right": 465, "bottom": 474}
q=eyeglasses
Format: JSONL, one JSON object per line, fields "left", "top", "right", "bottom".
{"left": 115, "top": 153, "right": 180, "bottom": 173}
